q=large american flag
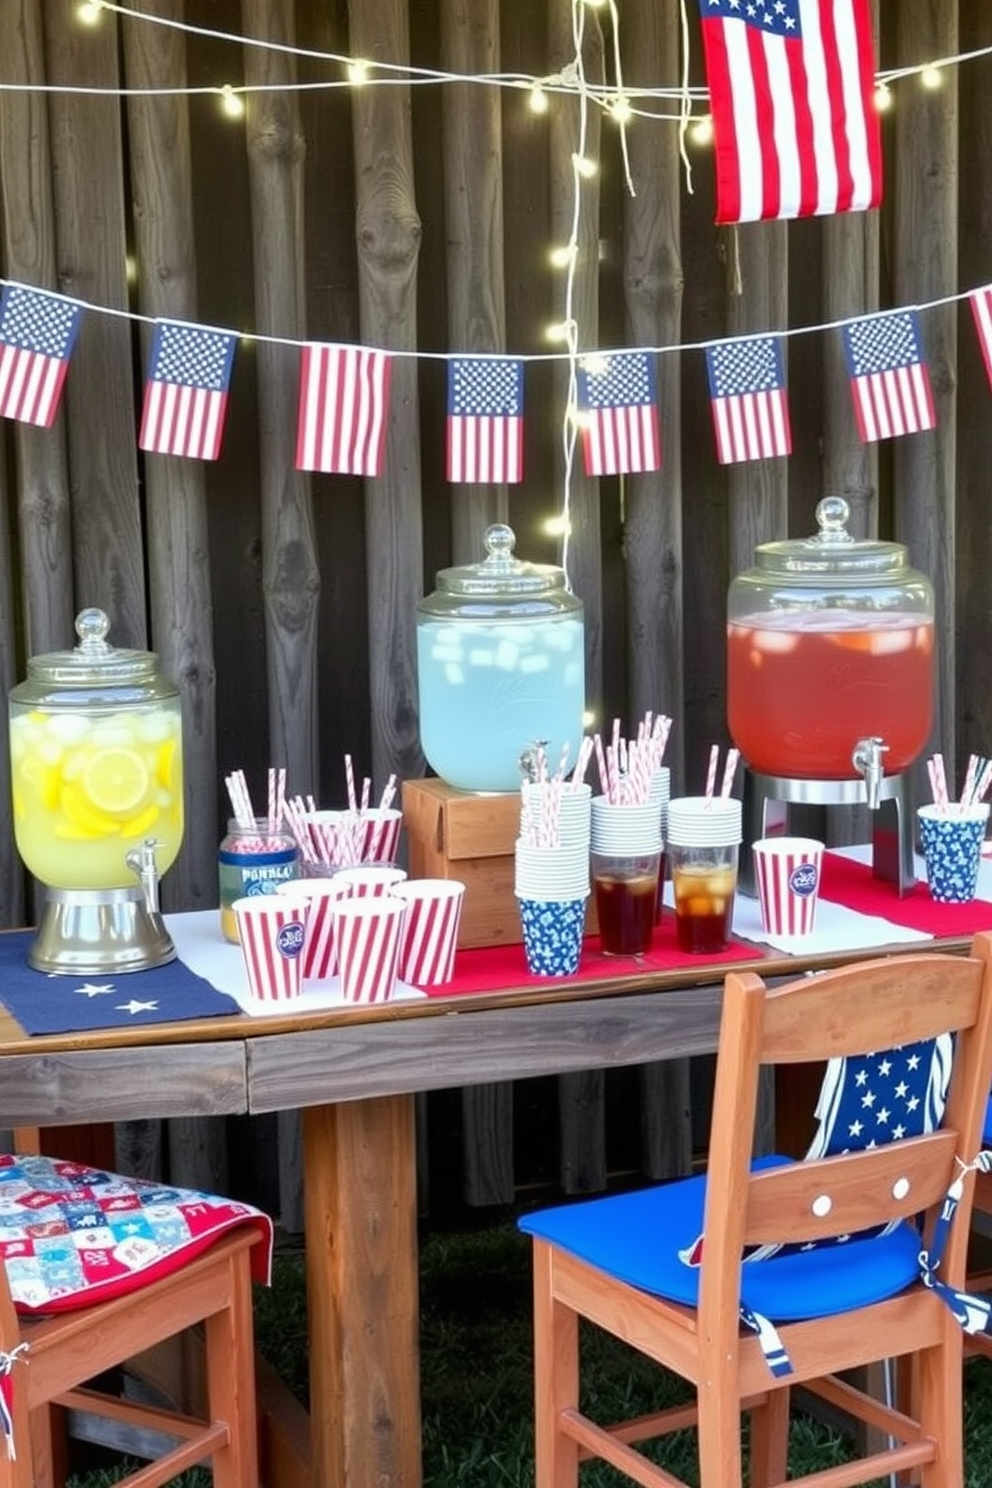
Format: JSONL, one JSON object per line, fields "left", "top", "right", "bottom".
{"left": 446, "top": 357, "right": 523, "bottom": 484}
{"left": 296, "top": 344, "right": 391, "bottom": 476}
{"left": 705, "top": 336, "right": 792, "bottom": 463}
{"left": 842, "top": 311, "right": 936, "bottom": 442}
{"left": 0, "top": 285, "right": 82, "bottom": 428}
{"left": 138, "top": 321, "right": 236, "bottom": 460}
{"left": 576, "top": 352, "right": 661, "bottom": 477}
{"left": 697, "top": 0, "right": 883, "bottom": 224}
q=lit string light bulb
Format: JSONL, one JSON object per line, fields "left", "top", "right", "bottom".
{"left": 528, "top": 84, "right": 550, "bottom": 115}
{"left": 347, "top": 59, "right": 370, "bottom": 86}
{"left": 219, "top": 84, "right": 245, "bottom": 119}
{"left": 874, "top": 82, "right": 893, "bottom": 113}
{"left": 689, "top": 113, "right": 714, "bottom": 145}
{"left": 77, "top": 0, "right": 104, "bottom": 23}
{"left": 920, "top": 65, "right": 943, "bottom": 90}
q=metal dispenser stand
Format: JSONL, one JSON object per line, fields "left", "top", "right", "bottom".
{"left": 737, "top": 737, "right": 916, "bottom": 899}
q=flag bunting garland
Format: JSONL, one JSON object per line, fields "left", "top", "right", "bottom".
{"left": 576, "top": 352, "right": 662, "bottom": 477}
{"left": 705, "top": 336, "right": 792, "bottom": 464}
{"left": 842, "top": 310, "right": 936, "bottom": 442}
{"left": 139, "top": 321, "right": 237, "bottom": 461}
{"left": 696, "top": 0, "right": 883, "bottom": 226}
{"left": 446, "top": 357, "right": 524, "bottom": 484}
{"left": 5, "top": 280, "right": 992, "bottom": 469}
{"left": 296, "top": 343, "right": 391, "bottom": 476}
{"left": 0, "top": 285, "right": 83, "bottom": 429}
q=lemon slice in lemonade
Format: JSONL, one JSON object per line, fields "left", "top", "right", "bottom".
{"left": 82, "top": 746, "right": 151, "bottom": 817}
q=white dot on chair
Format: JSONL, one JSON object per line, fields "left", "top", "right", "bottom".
{"left": 892, "top": 1177, "right": 910, "bottom": 1200}
{"left": 812, "top": 1194, "right": 832, "bottom": 1217}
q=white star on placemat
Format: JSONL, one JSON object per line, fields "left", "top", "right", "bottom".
{"left": 74, "top": 983, "right": 116, "bottom": 998}
{"left": 115, "top": 999, "right": 160, "bottom": 1016}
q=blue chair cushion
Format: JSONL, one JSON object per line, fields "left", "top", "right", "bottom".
{"left": 519, "top": 1154, "right": 922, "bottom": 1323}
{"left": 984, "top": 1093, "right": 992, "bottom": 1147}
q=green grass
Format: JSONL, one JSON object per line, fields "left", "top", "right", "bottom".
{"left": 67, "top": 1218, "right": 992, "bottom": 1486}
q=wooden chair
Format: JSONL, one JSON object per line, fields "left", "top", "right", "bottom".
{"left": 0, "top": 1148, "right": 272, "bottom": 1488}
{"left": 519, "top": 933, "right": 992, "bottom": 1488}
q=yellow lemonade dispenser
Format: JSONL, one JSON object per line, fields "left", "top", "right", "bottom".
{"left": 8, "top": 609, "right": 185, "bottom": 972}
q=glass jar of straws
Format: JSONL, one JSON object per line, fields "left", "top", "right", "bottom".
{"left": 218, "top": 817, "right": 299, "bottom": 944}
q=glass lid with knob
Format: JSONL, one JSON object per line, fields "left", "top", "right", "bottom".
{"left": 416, "top": 524, "right": 586, "bottom": 792}
{"left": 8, "top": 608, "right": 185, "bottom": 891}
{"left": 726, "top": 498, "right": 935, "bottom": 780}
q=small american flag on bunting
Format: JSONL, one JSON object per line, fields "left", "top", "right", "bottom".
{"left": 705, "top": 336, "right": 792, "bottom": 464}
{"left": 139, "top": 321, "right": 236, "bottom": 460}
{"left": 446, "top": 357, "right": 523, "bottom": 484}
{"left": 576, "top": 352, "right": 661, "bottom": 477}
{"left": 842, "top": 311, "right": 936, "bottom": 442}
{"left": 969, "top": 286, "right": 992, "bottom": 390}
{"left": 697, "top": 0, "right": 883, "bottom": 225}
{"left": 296, "top": 344, "right": 391, "bottom": 476}
{"left": 0, "top": 284, "right": 82, "bottom": 428}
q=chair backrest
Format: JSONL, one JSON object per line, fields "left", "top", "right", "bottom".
{"left": 696, "top": 934, "right": 992, "bottom": 1348}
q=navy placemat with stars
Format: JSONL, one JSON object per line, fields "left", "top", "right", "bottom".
{"left": 0, "top": 931, "right": 242, "bottom": 1035}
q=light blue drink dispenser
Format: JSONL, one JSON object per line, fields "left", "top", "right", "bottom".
{"left": 416, "top": 524, "right": 585, "bottom": 793}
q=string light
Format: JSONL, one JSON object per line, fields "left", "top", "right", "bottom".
{"left": 689, "top": 114, "right": 714, "bottom": 146}
{"left": 920, "top": 65, "right": 944, "bottom": 91}
{"left": 77, "top": 0, "right": 103, "bottom": 24}
{"left": 219, "top": 85, "right": 245, "bottom": 119}
{"left": 874, "top": 83, "right": 894, "bottom": 113}
{"left": 572, "top": 153, "right": 598, "bottom": 179}
{"left": 347, "top": 60, "right": 370, "bottom": 87}
{"left": 549, "top": 245, "right": 577, "bottom": 270}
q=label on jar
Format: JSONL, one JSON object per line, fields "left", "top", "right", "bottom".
{"left": 218, "top": 841, "right": 298, "bottom": 942}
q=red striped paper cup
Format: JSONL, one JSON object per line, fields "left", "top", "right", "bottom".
{"left": 391, "top": 880, "right": 465, "bottom": 987}
{"left": 360, "top": 808, "right": 403, "bottom": 864}
{"left": 332, "top": 864, "right": 407, "bottom": 898}
{"left": 277, "top": 877, "right": 352, "bottom": 980}
{"left": 752, "top": 837, "right": 824, "bottom": 938}
{"left": 232, "top": 895, "right": 308, "bottom": 1002}
{"left": 330, "top": 895, "right": 409, "bottom": 1004}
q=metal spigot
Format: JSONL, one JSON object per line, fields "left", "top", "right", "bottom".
{"left": 851, "top": 736, "right": 889, "bottom": 811}
{"left": 125, "top": 838, "right": 163, "bottom": 915}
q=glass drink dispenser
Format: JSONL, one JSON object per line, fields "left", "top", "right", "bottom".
{"left": 727, "top": 497, "right": 934, "bottom": 780}
{"left": 416, "top": 524, "right": 585, "bottom": 793}
{"left": 8, "top": 608, "right": 185, "bottom": 972}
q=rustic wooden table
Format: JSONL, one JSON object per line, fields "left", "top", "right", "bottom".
{"left": 0, "top": 928, "right": 967, "bottom": 1488}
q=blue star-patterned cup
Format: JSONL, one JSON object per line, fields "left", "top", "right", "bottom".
{"left": 918, "top": 804, "right": 990, "bottom": 904}
{"left": 517, "top": 896, "right": 588, "bottom": 978}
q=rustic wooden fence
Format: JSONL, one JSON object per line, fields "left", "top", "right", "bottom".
{"left": 1, "top": 0, "right": 989, "bottom": 1226}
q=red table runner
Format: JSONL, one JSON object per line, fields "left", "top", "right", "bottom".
{"left": 428, "top": 920, "right": 765, "bottom": 999}
{"left": 819, "top": 852, "right": 992, "bottom": 937}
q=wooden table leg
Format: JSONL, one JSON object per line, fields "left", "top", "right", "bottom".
{"left": 303, "top": 1095, "right": 422, "bottom": 1488}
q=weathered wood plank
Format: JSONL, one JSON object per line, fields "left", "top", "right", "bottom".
{"left": 0, "top": 1045, "right": 248, "bottom": 1127}
{"left": 246, "top": 985, "right": 724, "bottom": 1112}
{"left": 956, "top": 6, "right": 992, "bottom": 771}
{"left": 349, "top": 0, "right": 426, "bottom": 791}
{"left": 621, "top": 0, "right": 692, "bottom": 1184}
{"left": 44, "top": 1, "right": 146, "bottom": 647}
{"left": 121, "top": 4, "right": 220, "bottom": 915}
{"left": 441, "top": 0, "right": 510, "bottom": 556}
{"left": 892, "top": 2, "right": 959, "bottom": 796}
{"left": 0, "top": 1, "right": 75, "bottom": 668}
